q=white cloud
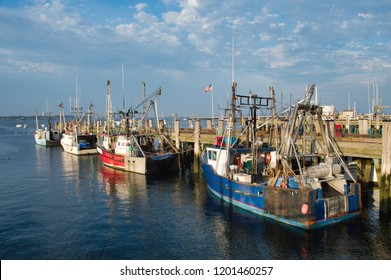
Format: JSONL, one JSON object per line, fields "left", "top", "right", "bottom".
{"left": 340, "top": 20, "right": 349, "bottom": 29}
{"left": 188, "top": 33, "right": 215, "bottom": 54}
{"left": 362, "top": 57, "right": 391, "bottom": 71}
{"left": 294, "top": 21, "right": 305, "bottom": 34}
{"left": 115, "top": 23, "right": 137, "bottom": 37}
{"left": 357, "top": 13, "right": 372, "bottom": 20}
{"left": 269, "top": 22, "right": 285, "bottom": 29}
{"left": 135, "top": 3, "right": 148, "bottom": 12}
{"left": 259, "top": 33, "right": 271, "bottom": 41}
{"left": 253, "top": 44, "right": 299, "bottom": 69}
{"left": 231, "top": 17, "right": 249, "bottom": 28}
{"left": 335, "top": 49, "right": 365, "bottom": 60}
{"left": 261, "top": 6, "right": 278, "bottom": 18}
{"left": 162, "top": 6, "right": 200, "bottom": 28}
{"left": 26, "top": 0, "right": 81, "bottom": 32}
{"left": 0, "top": 58, "right": 63, "bottom": 74}
{"left": 186, "top": 0, "right": 200, "bottom": 8}
{"left": 134, "top": 10, "right": 158, "bottom": 24}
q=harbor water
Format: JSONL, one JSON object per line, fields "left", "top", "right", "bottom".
{"left": 0, "top": 117, "right": 390, "bottom": 260}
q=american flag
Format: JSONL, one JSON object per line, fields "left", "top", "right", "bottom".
{"left": 204, "top": 84, "right": 213, "bottom": 92}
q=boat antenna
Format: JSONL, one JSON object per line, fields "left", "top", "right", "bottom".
{"left": 231, "top": 33, "right": 235, "bottom": 84}
{"left": 122, "top": 63, "right": 125, "bottom": 112}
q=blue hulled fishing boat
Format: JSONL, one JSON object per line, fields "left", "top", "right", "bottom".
{"left": 201, "top": 83, "right": 361, "bottom": 230}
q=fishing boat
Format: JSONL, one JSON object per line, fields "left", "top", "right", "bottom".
{"left": 97, "top": 81, "right": 180, "bottom": 174}
{"left": 201, "top": 83, "right": 361, "bottom": 230}
{"left": 61, "top": 132, "right": 98, "bottom": 155}
{"left": 60, "top": 102, "right": 98, "bottom": 156}
{"left": 97, "top": 132, "right": 180, "bottom": 174}
{"left": 34, "top": 109, "right": 63, "bottom": 146}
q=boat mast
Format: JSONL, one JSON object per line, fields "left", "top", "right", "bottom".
{"left": 59, "top": 105, "right": 64, "bottom": 133}
{"left": 47, "top": 109, "right": 52, "bottom": 132}
{"left": 142, "top": 82, "right": 147, "bottom": 130}
{"left": 225, "top": 35, "right": 237, "bottom": 176}
{"left": 269, "top": 86, "right": 278, "bottom": 148}
{"left": 45, "top": 98, "right": 52, "bottom": 131}
{"left": 105, "top": 80, "right": 113, "bottom": 141}
{"left": 229, "top": 33, "right": 236, "bottom": 134}
{"left": 87, "top": 102, "right": 93, "bottom": 132}
{"left": 35, "top": 111, "right": 39, "bottom": 131}
{"left": 250, "top": 92, "right": 258, "bottom": 180}
{"left": 72, "top": 76, "right": 83, "bottom": 123}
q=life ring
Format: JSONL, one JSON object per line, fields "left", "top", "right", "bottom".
{"left": 279, "top": 182, "right": 288, "bottom": 189}
{"left": 265, "top": 152, "right": 271, "bottom": 164}
{"left": 301, "top": 203, "right": 309, "bottom": 215}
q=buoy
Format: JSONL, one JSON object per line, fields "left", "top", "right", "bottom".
{"left": 279, "top": 182, "right": 288, "bottom": 188}
{"left": 301, "top": 203, "right": 309, "bottom": 215}
{"left": 265, "top": 152, "right": 271, "bottom": 164}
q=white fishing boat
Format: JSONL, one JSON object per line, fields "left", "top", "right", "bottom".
{"left": 61, "top": 102, "right": 98, "bottom": 156}
{"left": 34, "top": 109, "right": 62, "bottom": 147}
{"left": 61, "top": 131, "right": 98, "bottom": 155}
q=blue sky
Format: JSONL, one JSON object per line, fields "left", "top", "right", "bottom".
{"left": 0, "top": 0, "right": 390, "bottom": 117}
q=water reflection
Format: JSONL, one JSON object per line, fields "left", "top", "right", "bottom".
{"left": 360, "top": 188, "right": 391, "bottom": 259}
{"left": 98, "top": 166, "right": 147, "bottom": 203}
{"left": 35, "top": 145, "right": 59, "bottom": 174}
{"left": 58, "top": 151, "right": 100, "bottom": 195}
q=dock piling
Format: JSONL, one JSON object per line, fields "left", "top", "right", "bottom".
{"left": 193, "top": 118, "right": 201, "bottom": 173}
{"left": 380, "top": 122, "right": 391, "bottom": 212}
{"left": 174, "top": 118, "right": 180, "bottom": 150}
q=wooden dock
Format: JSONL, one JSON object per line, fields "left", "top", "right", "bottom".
{"left": 170, "top": 117, "right": 383, "bottom": 159}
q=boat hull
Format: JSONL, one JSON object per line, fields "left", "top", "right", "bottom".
{"left": 34, "top": 131, "right": 61, "bottom": 146}
{"left": 60, "top": 133, "right": 98, "bottom": 156}
{"left": 201, "top": 161, "right": 361, "bottom": 230}
{"left": 35, "top": 137, "right": 61, "bottom": 147}
{"left": 97, "top": 146, "right": 180, "bottom": 175}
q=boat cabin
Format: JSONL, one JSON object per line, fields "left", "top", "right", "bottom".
{"left": 205, "top": 143, "right": 276, "bottom": 183}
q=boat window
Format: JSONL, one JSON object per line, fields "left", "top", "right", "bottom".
{"left": 208, "top": 150, "right": 217, "bottom": 161}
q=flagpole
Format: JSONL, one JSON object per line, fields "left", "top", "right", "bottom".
{"left": 211, "top": 87, "right": 214, "bottom": 127}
